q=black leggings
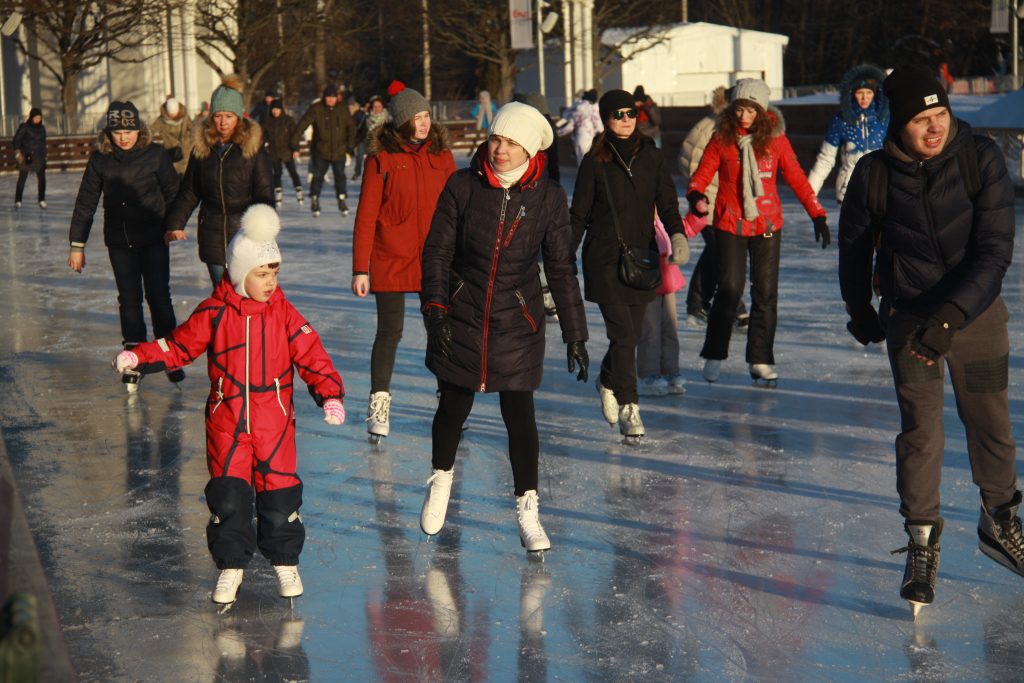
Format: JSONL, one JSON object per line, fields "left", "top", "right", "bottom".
{"left": 272, "top": 159, "right": 302, "bottom": 190}
{"left": 432, "top": 382, "right": 539, "bottom": 496}
{"left": 371, "top": 292, "right": 406, "bottom": 393}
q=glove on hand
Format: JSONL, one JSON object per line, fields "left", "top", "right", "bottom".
{"left": 323, "top": 398, "right": 346, "bottom": 425}
{"left": 567, "top": 341, "right": 589, "bottom": 382}
{"left": 812, "top": 216, "right": 831, "bottom": 249}
{"left": 681, "top": 211, "right": 707, "bottom": 238}
{"left": 424, "top": 306, "right": 454, "bottom": 360}
{"left": 845, "top": 304, "right": 885, "bottom": 346}
{"left": 112, "top": 350, "right": 138, "bottom": 373}
{"left": 686, "top": 190, "right": 709, "bottom": 217}
{"left": 668, "top": 233, "right": 690, "bottom": 265}
{"left": 910, "top": 302, "right": 965, "bottom": 362}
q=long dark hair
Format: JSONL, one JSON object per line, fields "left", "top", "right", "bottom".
{"left": 371, "top": 119, "right": 450, "bottom": 156}
{"left": 716, "top": 101, "right": 773, "bottom": 157}
{"left": 588, "top": 130, "right": 646, "bottom": 163}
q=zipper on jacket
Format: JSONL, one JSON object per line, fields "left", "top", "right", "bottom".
{"left": 514, "top": 289, "right": 538, "bottom": 333}
{"left": 608, "top": 144, "right": 635, "bottom": 177}
{"left": 274, "top": 378, "right": 286, "bottom": 416}
{"left": 245, "top": 315, "right": 251, "bottom": 433}
{"left": 502, "top": 206, "right": 527, "bottom": 247}
{"left": 479, "top": 188, "right": 511, "bottom": 391}
{"left": 211, "top": 377, "right": 224, "bottom": 414}
{"left": 919, "top": 162, "right": 946, "bottom": 265}
{"left": 219, "top": 147, "right": 230, "bottom": 258}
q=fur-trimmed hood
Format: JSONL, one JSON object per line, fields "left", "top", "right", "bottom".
{"left": 367, "top": 121, "right": 450, "bottom": 156}
{"left": 839, "top": 64, "right": 889, "bottom": 126}
{"left": 767, "top": 105, "right": 786, "bottom": 136}
{"left": 193, "top": 117, "right": 263, "bottom": 160}
{"left": 96, "top": 124, "right": 154, "bottom": 154}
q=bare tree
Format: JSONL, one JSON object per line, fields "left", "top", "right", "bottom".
{"left": 593, "top": 1, "right": 679, "bottom": 84}
{"left": 11, "top": 0, "right": 170, "bottom": 127}
{"left": 430, "top": 0, "right": 520, "bottom": 103}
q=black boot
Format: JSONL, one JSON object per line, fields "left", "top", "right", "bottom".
{"left": 311, "top": 195, "right": 321, "bottom": 217}
{"left": 892, "top": 518, "right": 942, "bottom": 618}
{"left": 978, "top": 491, "right": 1024, "bottom": 577}
{"left": 337, "top": 194, "right": 349, "bottom": 216}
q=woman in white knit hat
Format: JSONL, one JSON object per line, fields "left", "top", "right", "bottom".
{"left": 418, "top": 101, "right": 590, "bottom": 553}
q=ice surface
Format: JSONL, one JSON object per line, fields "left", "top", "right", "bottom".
{"left": 1, "top": 161, "right": 1023, "bottom": 682}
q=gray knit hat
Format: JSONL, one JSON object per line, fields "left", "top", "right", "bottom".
{"left": 731, "top": 78, "right": 771, "bottom": 109}
{"left": 389, "top": 88, "right": 430, "bottom": 128}
{"left": 210, "top": 75, "right": 245, "bottom": 117}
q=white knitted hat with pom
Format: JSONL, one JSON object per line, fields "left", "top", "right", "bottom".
{"left": 227, "top": 204, "right": 282, "bottom": 297}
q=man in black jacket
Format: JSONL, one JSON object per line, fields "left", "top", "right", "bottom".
{"left": 839, "top": 65, "right": 1021, "bottom": 618}
{"left": 291, "top": 86, "right": 355, "bottom": 217}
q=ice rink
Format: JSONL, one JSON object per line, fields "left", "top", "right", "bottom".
{"left": 2, "top": 162, "right": 1024, "bottom": 682}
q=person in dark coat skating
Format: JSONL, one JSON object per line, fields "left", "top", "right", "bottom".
{"left": 418, "top": 102, "right": 590, "bottom": 553}
{"left": 13, "top": 107, "right": 47, "bottom": 209}
{"left": 291, "top": 86, "right": 356, "bottom": 216}
{"left": 262, "top": 99, "right": 303, "bottom": 206}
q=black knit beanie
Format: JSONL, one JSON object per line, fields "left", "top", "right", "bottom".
{"left": 599, "top": 90, "right": 635, "bottom": 123}
{"left": 106, "top": 101, "right": 141, "bottom": 131}
{"left": 884, "top": 65, "right": 951, "bottom": 135}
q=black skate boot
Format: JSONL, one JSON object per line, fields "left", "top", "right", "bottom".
{"left": 121, "top": 343, "right": 142, "bottom": 394}
{"left": 337, "top": 194, "right": 349, "bottom": 217}
{"left": 274, "top": 186, "right": 283, "bottom": 208}
{"left": 296, "top": 187, "right": 304, "bottom": 206}
{"left": 892, "top": 518, "right": 942, "bottom": 620}
{"left": 978, "top": 491, "right": 1024, "bottom": 578}
{"left": 311, "top": 195, "right": 321, "bottom": 217}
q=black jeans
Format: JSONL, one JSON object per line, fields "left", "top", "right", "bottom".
{"left": 310, "top": 156, "right": 347, "bottom": 199}
{"left": 687, "top": 228, "right": 746, "bottom": 318}
{"left": 371, "top": 292, "right": 406, "bottom": 393}
{"left": 272, "top": 159, "right": 302, "bottom": 190}
{"left": 432, "top": 382, "right": 539, "bottom": 496}
{"left": 107, "top": 243, "right": 177, "bottom": 346}
{"left": 598, "top": 303, "right": 647, "bottom": 405}
{"left": 701, "top": 229, "right": 781, "bottom": 364}
{"left": 15, "top": 167, "right": 45, "bottom": 202}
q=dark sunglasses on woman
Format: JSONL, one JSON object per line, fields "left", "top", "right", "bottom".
{"left": 612, "top": 109, "right": 638, "bottom": 120}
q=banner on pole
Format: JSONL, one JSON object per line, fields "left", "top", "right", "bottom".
{"left": 510, "top": 0, "right": 534, "bottom": 49}
{"left": 991, "top": 0, "right": 1009, "bottom": 33}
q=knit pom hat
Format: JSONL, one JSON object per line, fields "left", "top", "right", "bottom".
{"left": 884, "top": 65, "right": 951, "bottom": 135}
{"left": 210, "top": 75, "right": 244, "bottom": 117}
{"left": 389, "top": 87, "right": 430, "bottom": 128}
{"left": 489, "top": 102, "right": 554, "bottom": 157}
{"left": 731, "top": 78, "right": 771, "bottom": 109}
{"left": 227, "top": 204, "right": 282, "bottom": 297}
{"left": 106, "top": 101, "right": 141, "bottom": 131}
{"left": 598, "top": 89, "right": 635, "bottom": 123}
{"left": 387, "top": 80, "right": 406, "bottom": 96}
{"left": 164, "top": 97, "right": 181, "bottom": 118}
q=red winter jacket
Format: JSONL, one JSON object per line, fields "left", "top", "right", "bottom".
{"left": 131, "top": 278, "right": 345, "bottom": 438}
{"left": 689, "top": 111, "right": 825, "bottom": 237}
{"left": 352, "top": 136, "right": 456, "bottom": 291}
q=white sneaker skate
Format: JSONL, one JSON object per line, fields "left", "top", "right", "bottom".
{"left": 366, "top": 391, "right": 391, "bottom": 443}
{"left": 212, "top": 568, "right": 243, "bottom": 604}
{"left": 38, "top": 200, "right": 46, "bottom": 209}
{"left": 516, "top": 490, "right": 551, "bottom": 553}
{"left": 597, "top": 381, "right": 619, "bottom": 425}
{"left": 637, "top": 375, "right": 669, "bottom": 397}
{"left": 274, "top": 187, "right": 283, "bottom": 208}
{"left": 619, "top": 403, "right": 644, "bottom": 443}
{"left": 702, "top": 359, "right": 721, "bottom": 383}
{"left": 664, "top": 372, "right": 686, "bottom": 394}
{"left": 13, "top": 201, "right": 21, "bottom": 209}
{"left": 273, "top": 565, "right": 303, "bottom": 599}
{"left": 749, "top": 363, "right": 779, "bottom": 387}
{"left": 420, "top": 467, "right": 454, "bottom": 535}
{"left": 296, "top": 187, "right": 304, "bottom": 205}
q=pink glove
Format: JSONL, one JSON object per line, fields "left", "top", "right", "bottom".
{"left": 682, "top": 212, "right": 708, "bottom": 239}
{"left": 112, "top": 350, "right": 139, "bottom": 373}
{"left": 323, "top": 398, "right": 345, "bottom": 425}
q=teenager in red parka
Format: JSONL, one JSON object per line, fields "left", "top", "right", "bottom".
{"left": 113, "top": 205, "right": 346, "bottom": 606}
{"left": 352, "top": 87, "right": 456, "bottom": 442}
{"left": 687, "top": 78, "right": 830, "bottom": 385}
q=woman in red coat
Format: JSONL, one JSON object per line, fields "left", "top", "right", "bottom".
{"left": 352, "top": 87, "right": 456, "bottom": 442}
{"left": 687, "top": 78, "right": 830, "bottom": 385}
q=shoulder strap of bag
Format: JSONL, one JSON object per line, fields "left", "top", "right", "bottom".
{"left": 598, "top": 162, "right": 629, "bottom": 251}
{"left": 957, "top": 135, "right": 982, "bottom": 201}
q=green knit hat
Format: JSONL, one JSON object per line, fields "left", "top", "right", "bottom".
{"left": 210, "top": 74, "right": 244, "bottom": 117}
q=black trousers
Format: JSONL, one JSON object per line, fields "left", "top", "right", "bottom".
{"left": 15, "top": 166, "right": 45, "bottom": 202}
{"left": 310, "top": 156, "right": 346, "bottom": 199}
{"left": 701, "top": 229, "right": 781, "bottom": 364}
{"left": 598, "top": 302, "right": 647, "bottom": 405}
{"left": 371, "top": 292, "right": 406, "bottom": 393}
{"left": 272, "top": 159, "right": 302, "bottom": 190}
{"left": 205, "top": 478, "right": 305, "bottom": 568}
{"left": 107, "top": 243, "right": 177, "bottom": 346}
{"left": 432, "top": 382, "right": 539, "bottom": 496}
{"left": 686, "top": 227, "right": 746, "bottom": 317}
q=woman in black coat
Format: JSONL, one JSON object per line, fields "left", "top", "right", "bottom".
{"left": 68, "top": 101, "right": 181, "bottom": 392}
{"left": 262, "top": 99, "right": 303, "bottom": 206}
{"left": 569, "top": 90, "right": 688, "bottom": 442}
{"left": 419, "top": 102, "right": 589, "bottom": 553}
{"left": 13, "top": 107, "right": 47, "bottom": 208}
{"left": 163, "top": 75, "right": 274, "bottom": 285}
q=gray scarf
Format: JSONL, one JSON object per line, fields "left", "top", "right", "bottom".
{"left": 737, "top": 134, "right": 765, "bottom": 221}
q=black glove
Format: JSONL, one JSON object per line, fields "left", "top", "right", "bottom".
{"left": 567, "top": 341, "right": 589, "bottom": 382}
{"left": 686, "top": 190, "right": 710, "bottom": 217}
{"left": 845, "top": 303, "right": 885, "bottom": 346}
{"left": 909, "top": 302, "right": 965, "bottom": 362}
{"left": 423, "top": 307, "right": 454, "bottom": 360}
{"left": 169, "top": 146, "right": 184, "bottom": 162}
{"left": 812, "top": 216, "right": 830, "bottom": 249}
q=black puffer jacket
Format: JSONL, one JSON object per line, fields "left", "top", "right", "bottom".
{"left": 69, "top": 127, "right": 179, "bottom": 249}
{"left": 421, "top": 149, "right": 588, "bottom": 393}
{"left": 262, "top": 113, "right": 298, "bottom": 162}
{"left": 291, "top": 100, "right": 355, "bottom": 161}
{"left": 570, "top": 134, "right": 683, "bottom": 305}
{"left": 13, "top": 120, "right": 46, "bottom": 170}
{"left": 839, "top": 121, "right": 1015, "bottom": 324}
{"left": 164, "top": 119, "right": 274, "bottom": 265}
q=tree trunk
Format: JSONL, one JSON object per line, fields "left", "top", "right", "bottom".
{"left": 61, "top": 70, "right": 78, "bottom": 133}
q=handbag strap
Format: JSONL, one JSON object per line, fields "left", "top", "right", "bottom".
{"left": 599, "top": 163, "right": 630, "bottom": 252}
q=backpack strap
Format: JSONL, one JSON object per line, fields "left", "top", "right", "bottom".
{"left": 865, "top": 151, "right": 888, "bottom": 246}
{"left": 957, "top": 135, "right": 982, "bottom": 201}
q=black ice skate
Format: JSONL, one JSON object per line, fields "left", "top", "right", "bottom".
{"left": 274, "top": 186, "right": 283, "bottom": 208}
{"left": 311, "top": 195, "right": 321, "bottom": 217}
{"left": 892, "top": 519, "right": 942, "bottom": 620}
{"left": 296, "top": 187, "right": 304, "bottom": 206}
{"left": 749, "top": 363, "right": 778, "bottom": 388}
{"left": 337, "top": 194, "right": 349, "bottom": 216}
{"left": 978, "top": 491, "right": 1024, "bottom": 578}
{"left": 121, "top": 369, "right": 141, "bottom": 394}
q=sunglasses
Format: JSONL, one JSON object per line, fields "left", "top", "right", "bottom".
{"left": 612, "top": 109, "right": 638, "bottom": 120}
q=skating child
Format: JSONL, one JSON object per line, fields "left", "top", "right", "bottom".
{"left": 112, "top": 204, "right": 346, "bottom": 606}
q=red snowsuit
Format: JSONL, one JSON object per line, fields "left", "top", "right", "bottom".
{"left": 131, "top": 276, "right": 344, "bottom": 568}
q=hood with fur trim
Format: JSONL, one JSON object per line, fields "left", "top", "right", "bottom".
{"left": 839, "top": 64, "right": 888, "bottom": 126}
{"left": 96, "top": 124, "right": 154, "bottom": 154}
{"left": 367, "top": 121, "right": 450, "bottom": 156}
{"left": 193, "top": 117, "right": 264, "bottom": 160}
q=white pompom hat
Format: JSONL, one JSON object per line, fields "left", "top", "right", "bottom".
{"left": 488, "top": 102, "right": 553, "bottom": 157}
{"left": 227, "top": 204, "right": 282, "bottom": 297}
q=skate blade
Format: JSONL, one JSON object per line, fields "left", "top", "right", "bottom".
{"left": 367, "top": 434, "right": 385, "bottom": 445}
{"left": 909, "top": 600, "right": 926, "bottom": 620}
{"left": 216, "top": 601, "right": 235, "bottom": 615}
{"left": 622, "top": 435, "right": 644, "bottom": 445}
{"left": 751, "top": 379, "right": 778, "bottom": 388}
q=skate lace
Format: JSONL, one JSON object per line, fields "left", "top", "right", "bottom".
{"left": 425, "top": 469, "right": 453, "bottom": 490}
{"left": 517, "top": 492, "right": 545, "bottom": 539}
{"left": 997, "top": 516, "right": 1024, "bottom": 558}
{"left": 216, "top": 569, "right": 242, "bottom": 592}
{"left": 275, "top": 565, "right": 300, "bottom": 588}
{"left": 367, "top": 394, "right": 390, "bottom": 423}
{"left": 891, "top": 541, "right": 940, "bottom": 585}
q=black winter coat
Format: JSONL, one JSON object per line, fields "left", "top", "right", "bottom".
{"left": 164, "top": 119, "right": 275, "bottom": 265}
{"left": 69, "top": 128, "right": 180, "bottom": 249}
{"left": 570, "top": 134, "right": 683, "bottom": 305}
{"left": 839, "top": 121, "right": 1015, "bottom": 324}
{"left": 13, "top": 121, "right": 46, "bottom": 170}
{"left": 291, "top": 101, "right": 355, "bottom": 161}
{"left": 421, "top": 151, "right": 588, "bottom": 393}
{"left": 262, "top": 113, "right": 298, "bottom": 162}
